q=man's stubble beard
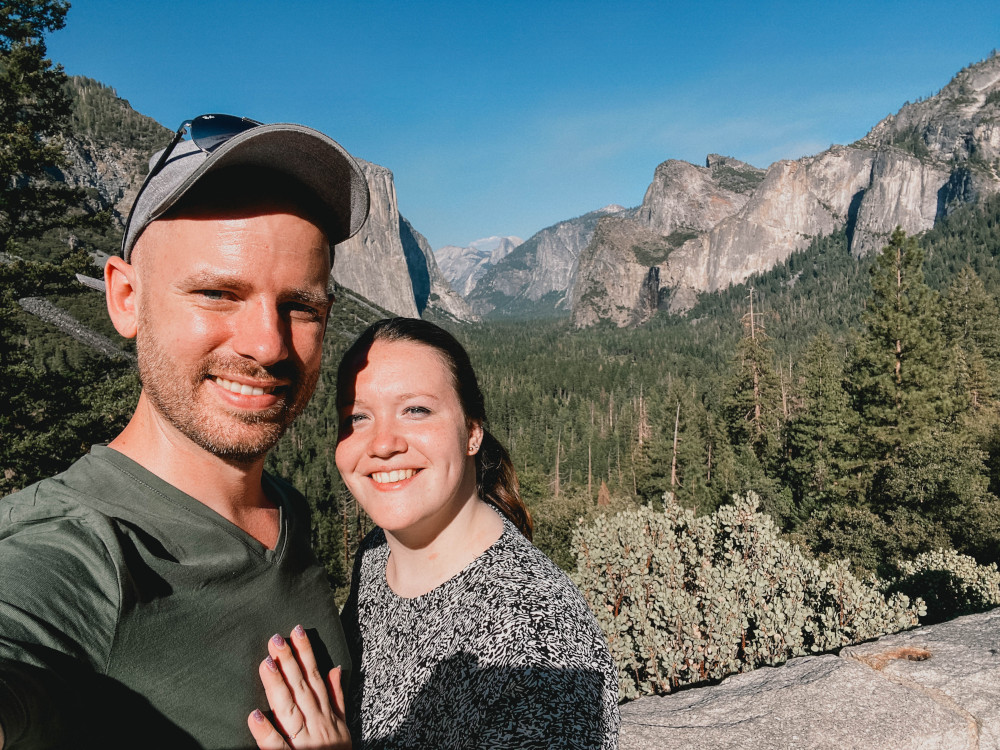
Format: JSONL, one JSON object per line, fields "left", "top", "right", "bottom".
{"left": 135, "top": 306, "right": 319, "bottom": 466}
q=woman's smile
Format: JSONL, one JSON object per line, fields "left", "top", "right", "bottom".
{"left": 369, "top": 468, "right": 420, "bottom": 487}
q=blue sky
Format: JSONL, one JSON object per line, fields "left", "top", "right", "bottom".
{"left": 49, "top": 1, "right": 1000, "bottom": 251}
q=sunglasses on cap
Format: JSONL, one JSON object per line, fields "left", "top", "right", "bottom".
{"left": 120, "top": 113, "right": 262, "bottom": 256}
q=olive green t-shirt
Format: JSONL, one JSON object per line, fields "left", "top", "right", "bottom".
{"left": 0, "top": 446, "right": 349, "bottom": 749}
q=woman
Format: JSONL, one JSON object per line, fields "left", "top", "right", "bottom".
{"left": 251, "top": 318, "right": 620, "bottom": 749}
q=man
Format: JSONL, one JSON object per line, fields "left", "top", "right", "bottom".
{"left": 0, "top": 115, "right": 370, "bottom": 749}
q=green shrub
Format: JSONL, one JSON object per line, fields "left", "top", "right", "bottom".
{"left": 572, "top": 493, "right": 922, "bottom": 700}
{"left": 883, "top": 549, "right": 1000, "bottom": 625}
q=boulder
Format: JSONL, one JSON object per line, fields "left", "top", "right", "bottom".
{"left": 620, "top": 608, "right": 1000, "bottom": 750}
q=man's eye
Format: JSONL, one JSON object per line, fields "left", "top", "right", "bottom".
{"left": 285, "top": 302, "right": 323, "bottom": 320}
{"left": 197, "top": 290, "right": 228, "bottom": 300}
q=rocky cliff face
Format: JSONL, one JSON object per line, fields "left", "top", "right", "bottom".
{"left": 861, "top": 57, "right": 1000, "bottom": 167}
{"left": 57, "top": 77, "right": 172, "bottom": 230}
{"left": 571, "top": 53, "right": 1000, "bottom": 328}
{"left": 436, "top": 236, "right": 522, "bottom": 297}
{"left": 333, "top": 161, "right": 420, "bottom": 318}
{"left": 58, "top": 136, "right": 151, "bottom": 227}
{"left": 400, "top": 218, "right": 478, "bottom": 321}
{"left": 636, "top": 155, "right": 763, "bottom": 235}
{"left": 570, "top": 217, "right": 672, "bottom": 327}
{"left": 468, "top": 204, "right": 630, "bottom": 318}
{"left": 334, "top": 162, "right": 475, "bottom": 320}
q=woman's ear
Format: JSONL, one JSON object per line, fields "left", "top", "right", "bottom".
{"left": 105, "top": 255, "right": 139, "bottom": 339}
{"left": 467, "top": 420, "right": 485, "bottom": 456}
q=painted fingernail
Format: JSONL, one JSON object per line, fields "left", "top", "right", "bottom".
{"left": 293, "top": 624, "right": 306, "bottom": 638}
{"left": 271, "top": 633, "right": 285, "bottom": 648}
{"left": 265, "top": 656, "right": 278, "bottom": 672}
{"left": 252, "top": 709, "right": 266, "bottom": 723}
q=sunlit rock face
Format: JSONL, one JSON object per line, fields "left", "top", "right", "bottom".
{"left": 333, "top": 161, "right": 419, "bottom": 319}
{"left": 570, "top": 54, "right": 1000, "bottom": 328}
{"left": 636, "top": 155, "right": 762, "bottom": 236}
{"left": 436, "top": 236, "right": 522, "bottom": 298}
{"left": 467, "top": 205, "right": 631, "bottom": 319}
{"left": 570, "top": 217, "right": 671, "bottom": 328}
{"left": 325, "top": 161, "right": 477, "bottom": 321}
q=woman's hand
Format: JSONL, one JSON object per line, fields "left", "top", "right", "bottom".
{"left": 248, "top": 624, "right": 352, "bottom": 749}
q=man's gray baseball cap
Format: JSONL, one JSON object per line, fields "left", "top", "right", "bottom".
{"left": 121, "top": 121, "right": 371, "bottom": 261}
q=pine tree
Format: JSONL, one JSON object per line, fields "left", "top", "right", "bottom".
{"left": 942, "top": 266, "right": 1000, "bottom": 405}
{"left": 636, "top": 386, "right": 717, "bottom": 514}
{"left": 783, "top": 331, "right": 860, "bottom": 521}
{"left": 0, "top": 0, "right": 98, "bottom": 255}
{"left": 847, "top": 229, "right": 1000, "bottom": 564}
{"left": 848, "top": 228, "right": 954, "bottom": 481}
{"left": 0, "top": 2, "right": 132, "bottom": 495}
{"left": 0, "top": 249, "right": 137, "bottom": 495}
{"left": 722, "top": 288, "right": 783, "bottom": 462}
{"left": 719, "top": 289, "right": 792, "bottom": 524}
{"left": 942, "top": 266, "right": 1000, "bottom": 362}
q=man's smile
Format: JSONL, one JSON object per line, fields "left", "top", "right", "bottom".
{"left": 211, "top": 376, "right": 282, "bottom": 396}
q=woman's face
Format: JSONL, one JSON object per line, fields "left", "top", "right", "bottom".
{"left": 335, "top": 339, "right": 483, "bottom": 542}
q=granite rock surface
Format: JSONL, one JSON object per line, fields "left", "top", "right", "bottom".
{"left": 620, "top": 608, "right": 1000, "bottom": 750}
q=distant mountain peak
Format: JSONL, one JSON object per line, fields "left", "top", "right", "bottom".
{"left": 859, "top": 52, "right": 1000, "bottom": 164}
{"left": 468, "top": 235, "right": 524, "bottom": 253}
{"left": 435, "top": 235, "right": 524, "bottom": 297}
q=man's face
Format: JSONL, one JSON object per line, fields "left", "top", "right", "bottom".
{"left": 131, "top": 202, "right": 332, "bottom": 464}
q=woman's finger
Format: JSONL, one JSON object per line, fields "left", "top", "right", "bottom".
{"left": 257, "top": 630, "right": 352, "bottom": 747}
{"left": 248, "top": 708, "right": 290, "bottom": 750}
{"left": 325, "top": 666, "right": 348, "bottom": 724}
{"left": 269, "top": 632, "right": 322, "bottom": 718}
{"left": 288, "top": 625, "right": 332, "bottom": 719}
{"left": 259, "top": 651, "right": 307, "bottom": 741}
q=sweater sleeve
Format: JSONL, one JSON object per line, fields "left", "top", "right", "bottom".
{"left": 470, "top": 662, "right": 618, "bottom": 750}
{"left": 469, "top": 550, "right": 621, "bottom": 750}
{"left": 0, "top": 487, "right": 122, "bottom": 749}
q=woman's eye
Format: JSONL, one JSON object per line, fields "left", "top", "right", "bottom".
{"left": 404, "top": 406, "right": 431, "bottom": 416}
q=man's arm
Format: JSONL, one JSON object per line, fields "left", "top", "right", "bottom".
{"left": 0, "top": 512, "right": 120, "bottom": 749}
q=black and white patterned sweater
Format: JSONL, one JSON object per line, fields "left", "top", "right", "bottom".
{"left": 340, "top": 514, "right": 621, "bottom": 749}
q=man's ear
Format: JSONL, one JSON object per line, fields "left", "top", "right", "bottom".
{"left": 105, "top": 255, "right": 139, "bottom": 339}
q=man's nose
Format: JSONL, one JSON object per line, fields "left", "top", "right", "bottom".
{"left": 231, "top": 301, "right": 289, "bottom": 366}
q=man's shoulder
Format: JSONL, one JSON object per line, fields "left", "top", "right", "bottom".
{"left": 3, "top": 455, "right": 103, "bottom": 522}
{"left": 0, "top": 450, "right": 140, "bottom": 564}
{"left": 0, "top": 467, "right": 121, "bottom": 543}
{"left": 6, "top": 445, "right": 124, "bottom": 502}
{"left": 0, "top": 461, "right": 126, "bottom": 621}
